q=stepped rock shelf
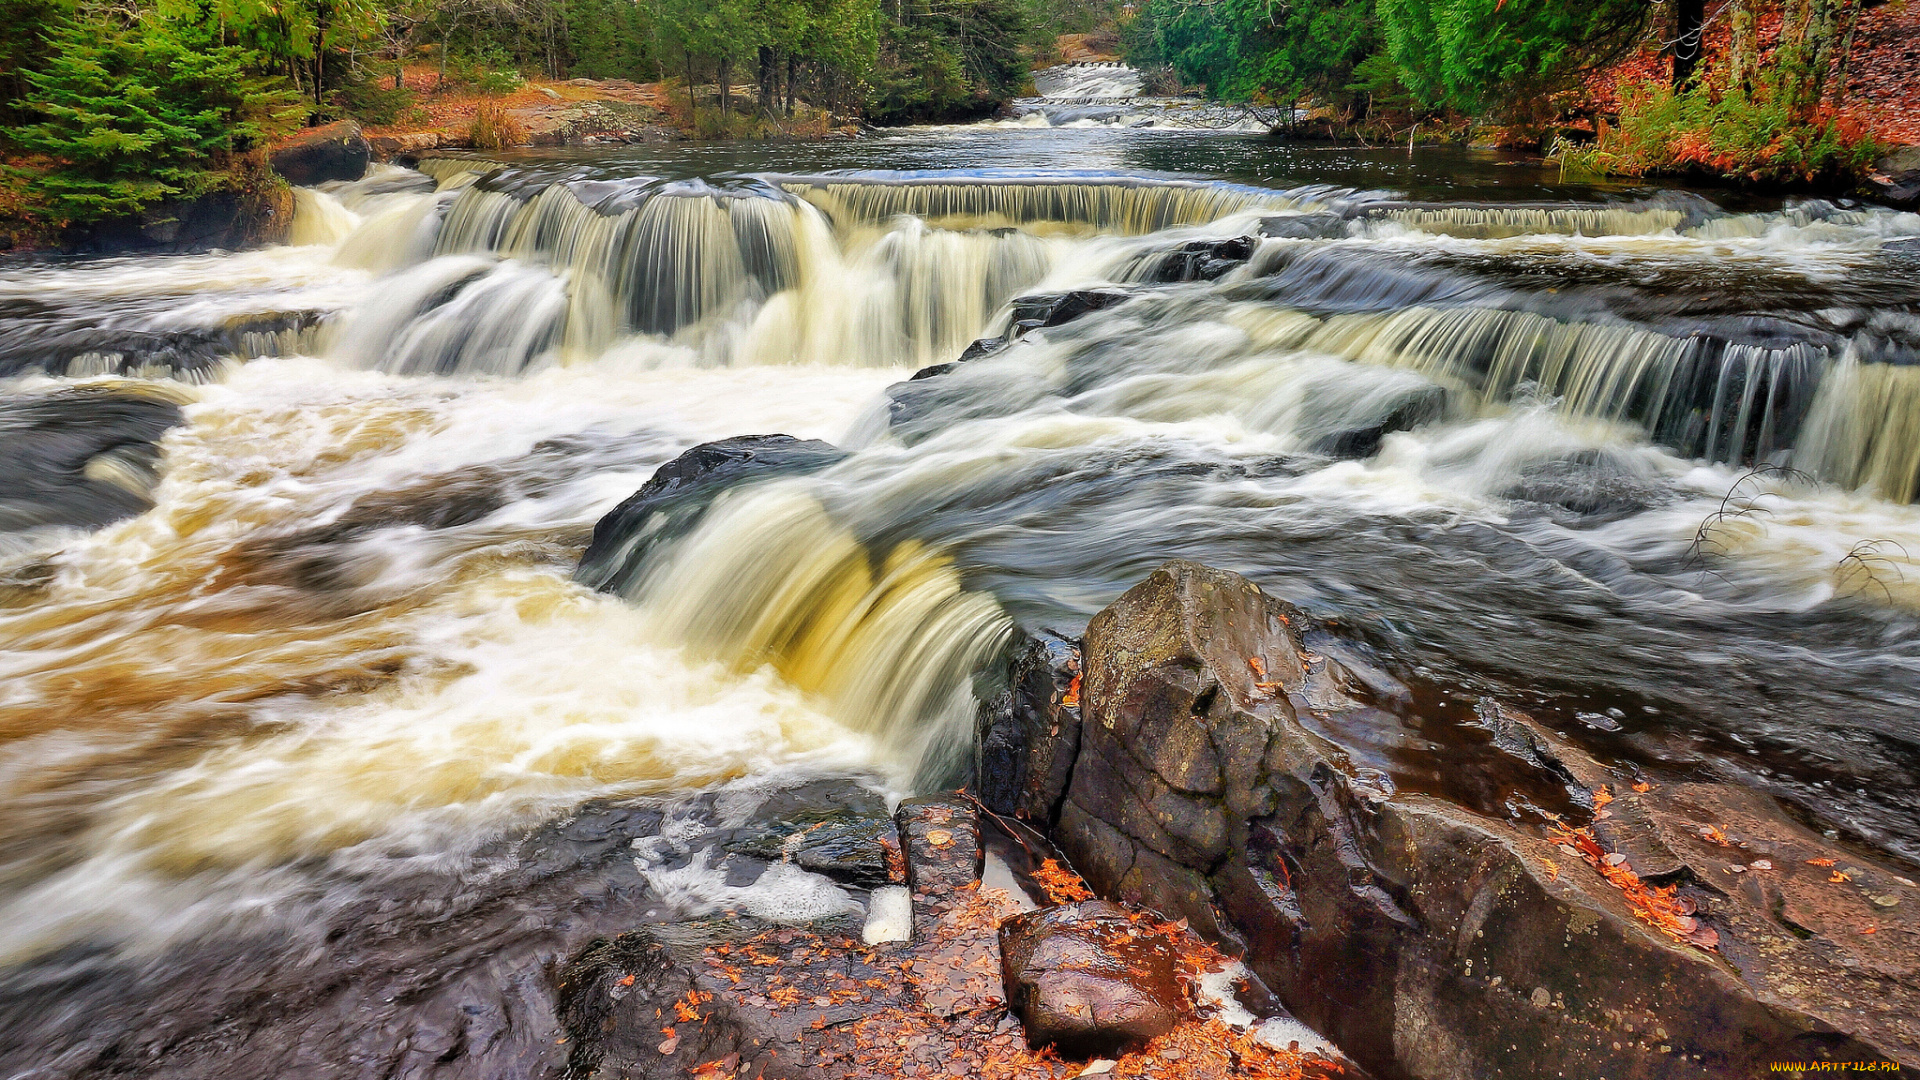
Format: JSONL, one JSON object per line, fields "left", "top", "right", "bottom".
{"left": 563, "top": 438, "right": 1919, "bottom": 1079}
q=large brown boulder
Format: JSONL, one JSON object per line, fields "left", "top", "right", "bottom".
{"left": 1050, "top": 559, "right": 1920, "bottom": 1080}
{"left": 270, "top": 120, "right": 370, "bottom": 186}
{"left": 999, "top": 901, "right": 1186, "bottom": 1057}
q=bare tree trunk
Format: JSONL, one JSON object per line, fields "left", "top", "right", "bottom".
{"left": 1831, "top": 0, "right": 1862, "bottom": 107}
{"left": 785, "top": 52, "right": 797, "bottom": 116}
{"left": 1728, "top": 0, "right": 1757, "bottom": 96}
{"left": 758, "top": 46, "right": 773, "bottom": 114}
{"left": 313, "top": 3, "right": 329, "bottom": 110}
{"left": 686, "top": 53, "right": 698, "bottom": 125}
{"left": 718, "top": 56, "right": 730, "bottom": 117}
{"left": 1673, "top": 0, "right": 1705, "bottom": 87}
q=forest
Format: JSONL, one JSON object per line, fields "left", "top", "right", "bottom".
{"left": 0, "top": 0, "right": 1108, "bottom": 229}
{"left": 0, "top": 0, "right": 1899, "bottom": 234}
{"left": 1120, "top": 0, "right": 1890, "bottom": 183}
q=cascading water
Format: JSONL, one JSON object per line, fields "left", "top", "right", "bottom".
{"left": 3, "top": 127, "right": 1920, "bottom": 1077}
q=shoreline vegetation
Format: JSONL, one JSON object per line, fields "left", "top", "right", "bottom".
{"left": 1, "top": 0, "right": 1916, "bottom": 251}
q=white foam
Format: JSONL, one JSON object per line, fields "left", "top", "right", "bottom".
{"left": 1197, "top": 960, "right": 1340, "bottom": 1058}
{"left": 639, "top": 856, "right": 863, "bottom": 924}
{"left": 862, "top": 884, "right": 913, "bottom": 943}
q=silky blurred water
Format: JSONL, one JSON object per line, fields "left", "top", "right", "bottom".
{"left": 2, "top": 117, "right": 1919, "bottom": 1076}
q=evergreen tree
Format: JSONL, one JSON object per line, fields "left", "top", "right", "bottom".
{"left": 1376, "top": 0, "right": 1647, "bottom": 113}
{"left": 1127, "top": 0, "right": 1376, "bottom": 106}
{"left": 11, "top": 9, "right": 297, "bottom": 222}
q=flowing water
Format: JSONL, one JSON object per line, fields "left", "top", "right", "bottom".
{"left": 3, "top": 100, "right": 1920, "bottom": 1075}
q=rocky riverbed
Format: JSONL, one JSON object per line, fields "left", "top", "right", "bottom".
{"left": 547, "top": 431, "right": 1920, "bottom": 1079}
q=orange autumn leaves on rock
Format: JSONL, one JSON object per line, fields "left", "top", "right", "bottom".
{"left": 1032, "top": 858, "right": 1095, "bottom": 903}
{"left": 1247, "top": 658, "right": 1280, "bottom": 697}
{"left": 1547, "top": 821, "right": 1720, "bottom": 951}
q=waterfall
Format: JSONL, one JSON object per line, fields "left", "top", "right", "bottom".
{"left": 1378, "top": 205, "right": 1691, "bottom": 239}
{"left": 786, "top": 177, "right": 1311, "bottom": 234}
{"left": 621, "top": 483, "right": 1013, "bottom": 785}
{"left": 317, "top": 168, "right": 1318, "bottom": 374}
{"left": 1227, "top": 302, "right": 1831, "bottom": 467}
{"left": 1796, "top": 357, "right": 1920, "bottom": 501}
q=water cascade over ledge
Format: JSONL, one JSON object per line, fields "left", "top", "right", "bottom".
{"left": 5, "top": 134, "right": 1920, "bottom": 1078}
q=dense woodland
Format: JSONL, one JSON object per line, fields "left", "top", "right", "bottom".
{"left": 0, "top": 0, "right": 1899, "bottom": 233}
{"left": 1121, "top": 0, "right": 1890, "bottom": 181}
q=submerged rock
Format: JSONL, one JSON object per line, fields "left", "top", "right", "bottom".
{"left": 1142, "top": 236, "right": 1258, "bottom": 283}
{"left": 1500, "top": 452, "right": 1666, "bottom": 524}
{"left": 0, "top": 388, "right": 183, "bottom": 533}
{"left": 1257, "top": 213, "right": 1349, "bottom": 241}
{"left": 1042, "top": 559, "right": 1920, "bottom": 1079}
{"left": 999, "top": 901, "right": 1187, "bottom": 1057}
{"left": 1008, "top": 290, "right": 1131, "bottom": 338}
{"left": 1307, "top": 384, "right": 1446, "bottom": 459}
{"left": 576, "top": 434, "right": 847, "bottom": 595}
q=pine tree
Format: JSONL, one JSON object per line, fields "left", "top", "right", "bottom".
{"left": 11, "top": 10, "right": 297, "bottom": 223}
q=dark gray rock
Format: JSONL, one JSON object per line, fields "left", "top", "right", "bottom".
{"left": 1309, "top": 385, "right": 1446, "bottom": 459}
{"left": 722, "top": 781, "right": 899, "bottom": 889}
{"left": 55, "top": 186, "right": 295, "bottom": 255}
{"left": 976, "top": 628, "right": 1083, "bottom": 825}
{"left": 0, "top": 388, "right": 183, "bottom": 533}
{"left": 576, "top": 435, "right": 847, "bottom": 595}
{"left": 999, "top": 900, "right": 1186, "bottom": 1058}
{"left": 1868, "top": 147, "right": 1920, "bottom": 210}
{"left": 1008, "top": 291, "right": 1130, "bottom": 336}
{"left": 270, "top": 120, "right": 372, "bottom": 187}
{"left": 1144, "top": 235, "right": 1258, "bottom": 282}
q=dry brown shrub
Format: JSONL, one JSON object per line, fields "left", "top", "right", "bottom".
{"left": 468, "top": 103, "right": 526, "bottom": 151}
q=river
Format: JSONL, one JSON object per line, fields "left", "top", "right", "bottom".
{"left": 2, "top": 103, "right": 1919, "bottom": 1076}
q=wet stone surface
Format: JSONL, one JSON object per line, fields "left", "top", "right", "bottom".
{"left": 999, "top": 900, "right": 1188, "bottom": 1057}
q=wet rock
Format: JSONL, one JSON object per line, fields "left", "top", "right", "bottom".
{"left": 270, "top": 120, "right": 371, "bottom": 186}
{"left": 909, "top": 336, "right": 1012, "bottom": 382}
{"left": 55, "top": 186, "right": 294, "bottom": 255}
{"left": 1257, "top": 213, "right": 1348, "bottom": 241}
{"left": 897, "top": 794, "right": 982, "bottom": 899}
{"left": 1499, "top": 452, "right": 1665, "bottom": 525}
{"left": 1052, "top": 559, "right": 1920, "bottom": 1079}
{"left": 367, "top": 131, "right": 445, "bottom": 160}
{"left": 0, "top": 388, "right": 183, "bottom": 533}
{"left": 957, "top": 335, "right": 1011, "bottom": 362}
{"left": 1867, "top": 147, "right": 1920, "bottom": 209}
{"left": 1144, "top": 236, "right": 1258, "bottom": 283}
{"left": 723, "top": 781, "right": 899, "bottom": 889}
{"left": 975, "top": 628, "right": 1083, "bottom": 824}
{"left": 560, "top": 932, "right": 774, "bottom": 1080}
{"left": 1007, "top": 291, "right": 1131, "bottom": 337}
{"left": 999, "top": 901, "right": 1186, "bottom": 1057}
{"left": 577, "top": 434, "right": 847, "bottom": 595}
{"left": 1308, "top": 384, "right": 1445, "bottom": 459}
